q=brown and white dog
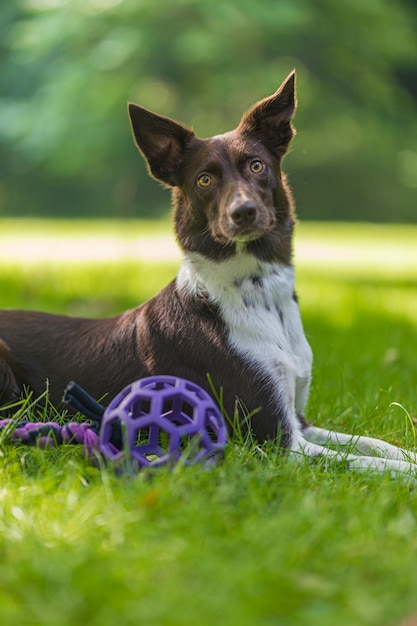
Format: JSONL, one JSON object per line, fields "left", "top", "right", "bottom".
{"left": 1, "top": 72, "right": 416, "bottom": 475}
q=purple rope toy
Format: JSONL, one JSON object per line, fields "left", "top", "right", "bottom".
{"left": 0, "top": 376, "right": 228, "bottom": 471}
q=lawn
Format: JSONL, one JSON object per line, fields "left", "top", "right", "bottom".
{"left": 0, "top": 219, "right": 417, "bottom": 626}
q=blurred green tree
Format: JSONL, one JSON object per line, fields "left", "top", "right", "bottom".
{"left": 0, "top": 0, "right": 416, "bottom": 221}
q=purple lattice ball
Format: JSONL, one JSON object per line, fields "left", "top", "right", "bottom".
{"left": 99, "top": 376, "right": 227, "bottom": 470}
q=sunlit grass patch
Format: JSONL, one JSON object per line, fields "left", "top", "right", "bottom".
{"left": 296, "top": 221, "right": 417, "bottom": 279}
{"left": 0, "top": 259, "right": 179, "bottom": 314}
{"left": 0, "top": 217, "right": 178, "bottom": 264}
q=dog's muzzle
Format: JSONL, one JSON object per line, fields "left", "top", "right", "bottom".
{"left": 226, "top": 199, "right": 266, "bottom": 241}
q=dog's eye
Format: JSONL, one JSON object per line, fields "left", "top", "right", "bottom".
{"left": 250, "top": 160, "right": 264, "bottom": 173}
{"left": 197, "top": 174, "right": 212, "bottom": 188}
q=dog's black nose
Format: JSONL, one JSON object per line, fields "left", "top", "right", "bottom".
{"left": 230, "top": 201, "right": 257, "bottom": 226}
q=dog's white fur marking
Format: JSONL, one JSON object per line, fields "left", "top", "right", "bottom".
{"left": 298, "top": 428, "right": 417, "bottom": 477}
{"left": 178, "top": 250, "right": 417, "bottom": 478}
{"left": 178, "top": 250, "right": 313, "bottom": 448}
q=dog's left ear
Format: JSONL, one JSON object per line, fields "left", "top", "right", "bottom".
{"left": 128, "top": 103, "right": 196, "bottom": 187}
{"left": 238, "top": 70, "right": 297, "bottom": 158}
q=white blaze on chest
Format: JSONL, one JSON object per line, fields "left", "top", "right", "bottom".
{"left": 177, "top": 251, "right": 313, "bottom": 417}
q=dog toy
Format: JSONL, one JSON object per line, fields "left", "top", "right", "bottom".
{"left": 0, "top": 376, "right": 227, "bottom": 471}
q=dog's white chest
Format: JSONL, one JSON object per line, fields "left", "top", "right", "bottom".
{"left": 177, "top": 252, "right": 313, "bottom": 415}
{"left": 220, "top": 268, "right": 312, "bottom": 402}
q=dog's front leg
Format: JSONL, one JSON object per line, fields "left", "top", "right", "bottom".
{"left": 290, "top": 434, "right": 417, "bottom": 478}
{"left": 302, "top": 425, "right": 417, "bottom": 465}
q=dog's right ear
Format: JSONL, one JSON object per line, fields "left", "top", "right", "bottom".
{"left": 128, "top": 104, "right": 196, "bottom": 187}
{"left": 238, "top": 70, "right": 297, "bottom": 158}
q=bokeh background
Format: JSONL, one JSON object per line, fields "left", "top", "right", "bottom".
{"left": 1, "top": 0, "right": 416, "bottom": 222}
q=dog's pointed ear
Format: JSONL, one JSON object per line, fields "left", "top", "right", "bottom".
{"left": 238, "top": 70, "right": 297, "bottom": 158}
{"left": 128, "top": 103, "right": 196, "bottom": 186}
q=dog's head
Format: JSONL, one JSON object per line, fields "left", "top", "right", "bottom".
{"left": 128, "top": 72, "right": 297, "bottom": 263}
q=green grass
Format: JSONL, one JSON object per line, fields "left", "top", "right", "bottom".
{"left": 1, "top": 219, "right": 417, "bottom": 626}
